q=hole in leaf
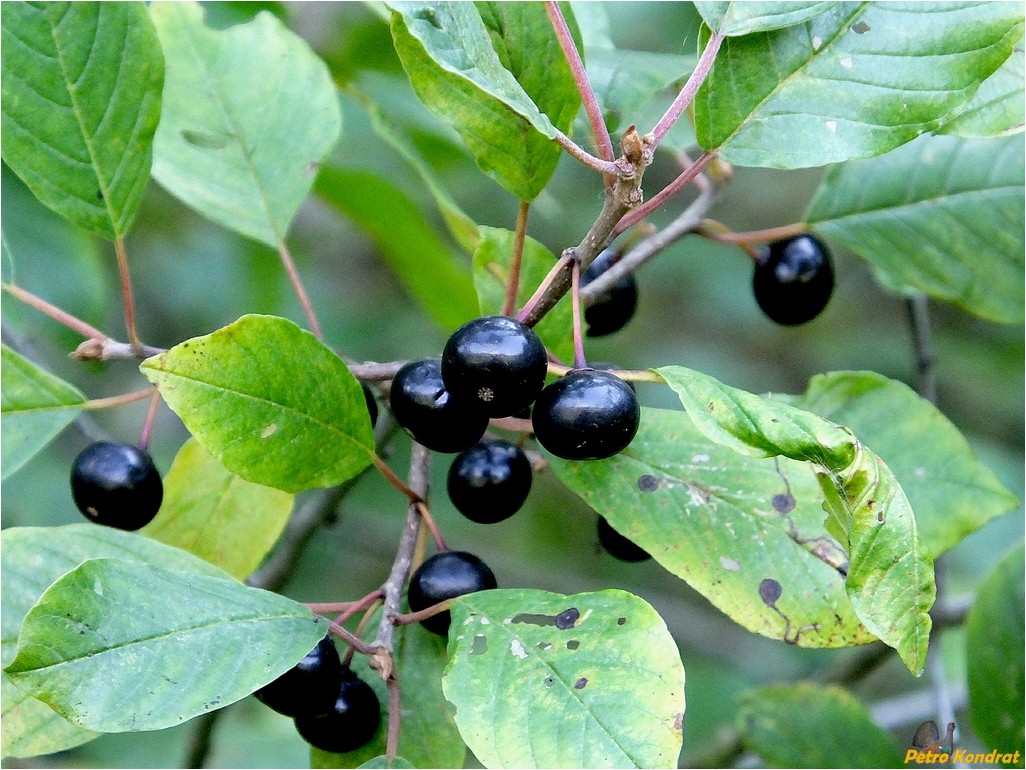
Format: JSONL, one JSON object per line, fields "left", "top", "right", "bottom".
{"left": 470, "top": 634, "right": 488, "bottom": 655}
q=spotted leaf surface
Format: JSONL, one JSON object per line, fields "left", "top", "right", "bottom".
{"left": 442, "top": 588, "right": 685, "bottom": 769}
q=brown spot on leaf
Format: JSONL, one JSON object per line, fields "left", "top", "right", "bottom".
{"left": 772, "top": 493, "right": 796, "bottom": 513}
{"left": 638, "top": 475, "right": 660, "bottom": 492}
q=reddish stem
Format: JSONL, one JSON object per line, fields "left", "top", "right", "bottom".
{"left": 544, "top": 1, "right": 615, "bottom": 169}
{"left": 553, "top": 131, "right": 620, "bottom": 176}
{"left": 502, "top": 201, "right": 531, "bottom": 316}
{"left": 385, "top": 673, "right": 401, "bottom": 761}
{"left": 81, "top": 387, "right": 157, "bottom": 411}
{"left": 277, "top": 242, "right": 324, "bottom": 341}
{"left": 114, "top": 238, "right": 142, "bottom": 350}
{"left": 415, "top": 501, "right": 447, "bottom": 552}
{"left": 613, "top": 151, "right": 716, "bottom": 237}
{"left": 649, "top": 31, "right": 725, "bottom": 146}
{"left": 138, "top": 389, "right": 162, "bottom": 451}
{"left": 3, "top": 282, "right": 106, "bottom": 340}
{"left": 373, "top": 454, "right": 423, "bottom": 503}
{"left": 701, "top": 220, "right": 807, "bottom": 245}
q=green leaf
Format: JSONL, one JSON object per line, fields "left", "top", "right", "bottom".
{"left": 349, "top": 87, "right": 481, "bottom": 253}
{"left": 0, "top": 1, "right": 163, "bottom": 239}
{"left": 939, "top": 46, "right": 1025, "bottom": 138}
{"left": 807, "top": 134, "right": 1024, "bottom": 323}
{"left": 658, "top": 366, "right": 934, "bottom": 674}
{"left": 1, "top": 524, "right": 229, "bottom": 757}
{"left": 0, "top": 344, "right": 85, "bottom": 480}
{"left": 357, "top": 758, "right": 414, "bottom": 770}
{"left": 967, "top": 543, "right": 1025, "bottom": 754}
{"left": 695, "top": 2, "right": 838, "bottom": 36}
{"left": 738, "top": 683, "right": 903, "bottom": 768}
{"left": 312, "top": 614, "right": 464, "bottom": 769}
{"left": 472, "top": 227, "right": 573, "bottom": 362}
{"left": 140, "top": 314, "right": 374, "bottom": 493}
{"left": 547, "top": 407, "right": 872, "bottom": 651}
{"left": 694, "top": 3, "right": 1025, "bottom": 168}
{"left": 140, "top": 438, "right": 294, "bottom": 580}
{"left": 388, "top": 2, "right": 574, "bottom": 201}
{"left": 442, "top": 588, "right": 685, "bottom": 769}
{"left": 315, "top": 166, "right": 478, "bottom": 332}
{"left": 150, "top": 1, "right": 341, "bottom": 246}
{"left": 789, "top": 371, "right": 1019, "bottom": 559}
{"left": 5, "top": 557, "right": 326, "bottom": 732}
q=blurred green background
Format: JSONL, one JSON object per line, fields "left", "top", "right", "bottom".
{"left": 2, "top": 2, "right": 1022, "bottom": 768}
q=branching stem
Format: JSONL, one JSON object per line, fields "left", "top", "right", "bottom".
{"left": 612, "top": 151, "right": 715, "bottom": 238}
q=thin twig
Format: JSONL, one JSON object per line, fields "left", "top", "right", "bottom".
{"left": 277, "top": 242, "right": 324, "bottom": 341}
{"left": 906, "top": 293, "right": 937, "bottom": 404}
{"left": 582, "top": 179, "right": 723, "bottom": 303}
{"left": 649, "top": 31, "right": 725, "bottom": 146}
{"left": 553, "top": 130, "right": 621, "bottom": 176}
{"left": 81, "top": 387, "right": 157, "bottom": 411}
{"left": 547, "top": 362, "right": 664, "bottom": 383}
{"left": 138, "top": 389, "right": 162, "bottom": 451}
{"left": 349, "top": 360, "right": 408, "bottom": 381}
{"left": 373, "top": 453, "right": 424, "bottom": 503}
{"left": 544, "top": 1, "right": 614, "bottom": 178}
{"left": 114, "top": 237, "right": 142, "bottom": 351}
{"left": 570, "top": 258, "right": 587, "bottom": 368}
{"left": 3, "top": 282, "right": 105, "bottom": 340}
{"left": 392, "top": 598, "right": 455, "bottom": 627}
{"left": 612, "top": 151, "right": 716, "bottom": 238}
{"left": 699, "top": 219, "right": 807, "bottom": 245}
{"left": 502, "top": 201, "right": 531, "bottom": 316}
{"left": 385, "top": 673, "right": 402, "bottom": 761}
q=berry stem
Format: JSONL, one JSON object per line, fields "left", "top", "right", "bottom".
{"left": 544, "top": 1, "right": 615, "bottom": 183}
{"left": 648, "top": 31, "right": 725, "bottom": 146}
{"left": 700, "top": 219, "right": 807, "bottom": 246}
{"left": 81, "top": 386, "right": 158, "bottom": 411}
{"left": 547, "top": 362, "right": 665, "bottom": 383}
{"left": 695, "top": 221, "right": 762, "bottom": 261}
{"left": 612, "top": 150, "right": 716, "bottom": 238}
{"left": 277, "top": 241, "right": 324, "bottom": 341}
{"left": 570, "top": 259, "right": 588, "bottom": 369}
{"left": 392, "top": 598, "right": 455, "bottom": 626}
{"left": 343, "top": 600, "right": 385, "bottom": 668}
{"left": 373, "top": 453, "right": 424, "bottom": 503}
{"left": 114, "top": 237, "right": 143, "bottom": 351}
{"left": 501, "top": 201, "right": 531, "bottom": 317}
{"left": 326, "top": 619, "right": 377, "bottom": 657}
{"left": 348, "top": 360, "right": 408, "bottom": 381}
{"left": 137, "top": 388, "right": 162, "bottom": 452}
{"left": 415, "top": 501, "right": 447, "bottom": 552}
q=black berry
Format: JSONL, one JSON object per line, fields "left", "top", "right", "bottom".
{"left": 293, "top": 668, "right": 381, "bottom": 753}
{"left": 752, "top": 234, "right": 834, "bottom": 325}
{"left": 532, "top": 369, "right": 640, "bottom": 461}
{"left": 70, "top": 440, "right": 163, "bottom": 530}
{"left": 447, "top": 439, "right": 532, "bottom": 524}
{"left": 254, "top": 636, "right": 343, "bottom": 717}
{"left": 441, "top": 315, "right": 547, "bottom": 417}
{"left": 597, "top": 516, "right": 651, "bottom": 562}
{"left": 581, "top": 248, "right": 638, "bottom": 337}
{"left": 389, "top": 358, "right": 488, "bottom": 453}
{"left": 361, "top": 383, "right": 378, "bottom": 428}
{"left": 407, "top": 551, "right": 497, "bottom": 635}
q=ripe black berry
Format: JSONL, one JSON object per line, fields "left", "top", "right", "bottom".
{"left": 598, "top": 516, "right": 651, "bottom": 562}
{"left": 407, "top": 551, "right": 497, "bottom": 635}
{"left": 361, "top": 383, "right": 378, "bottom": 428}
{"left": 70, "top": 440, "right": 163, "bottom": 530}
{"left": 532, "top": 369, "right": 640, "bottom": 461}
{"left": 752, "top": 234, "right": 834, "bottom": 325}
{"left": 293, "top": 668, "right": 380, "bottom": 753}
{"left": 389, "top": 358, "right": 488, "bottom": 453}
{"left": 254, "top": 636, "right": 343, "bottom": 717}
{"left": 581, "top": 248, "right": 638, "bottom": 337}
{"left": 447, "top": 440, "right": 532, "bottom": 524}
{"left": 441, "top": 315, "right": 547, "bottom": 417}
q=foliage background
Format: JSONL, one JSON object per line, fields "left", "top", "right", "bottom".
{"left": 1, "top": 2, "right": 1022, "bottom": 768}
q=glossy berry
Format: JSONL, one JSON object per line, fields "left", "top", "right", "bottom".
{"left": 389, "top": 358, "right": 488, "bottom": 453}
{"left": 447, "top": 440, "right": 532, "bottom": 524}
{"left": 597, "top": 516, "right": 651, "bottom": 562}
{"left": 361, "top": 383, "right": 378, "bottom": 428}
{"left": 532, "top": 369, "right": 640, "bottom": 461}
{"left": 407, "top": 551, "right": 497, "bottom": 635}
{"left": 70, "top": 440, "right": 163, "bottom": 530}
{"left": 254, "top": 636, "right": 343, "bottom": 717}
{"left": 293, "top": 669, "right": 381, "bottom": 753}
{"left": 752, "top": 234, "right": 834, "bottom": 325}
{"left": 441, "top": 315, "right": 547, "bottom": 417}
{"left": 581, "top": 248, "right": 638, "bottom": 337}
